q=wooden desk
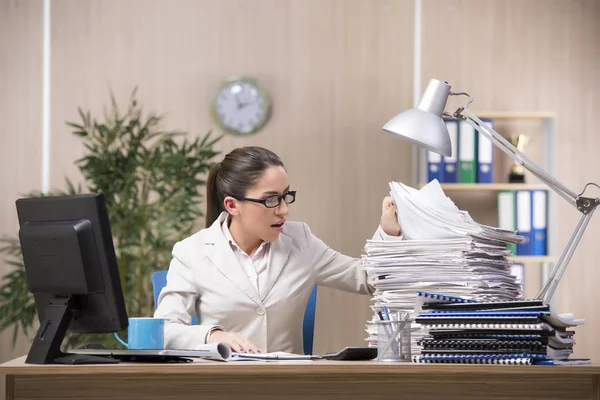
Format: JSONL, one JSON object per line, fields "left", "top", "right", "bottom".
{"left": 2, "top": 356, "right": 600, "bottom": 400}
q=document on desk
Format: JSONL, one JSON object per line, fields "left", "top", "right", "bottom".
{"left": 230, "top": 352, "right": 319, "bottom": 361}
{"left": 166, "top": 342, "right": 232, "bottom": 361}
{"left": 171, "top": 345, "right": 317, "bottom": 362}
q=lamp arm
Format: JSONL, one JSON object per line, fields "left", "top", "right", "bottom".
{"left": 454, "top": 107, "right": 600, "bottom": 305}
{"left": 537, "top": 210, "right": 595, "bottom": 304}
{"left": 459, "top": 108, "right": 578, "bottom": 204}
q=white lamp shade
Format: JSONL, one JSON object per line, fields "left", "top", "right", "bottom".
{"left": 382, "top": 108, "right": 452, "bottom": 157}
{"left": 382, "top": 79, "right": 453, "bottom": 157}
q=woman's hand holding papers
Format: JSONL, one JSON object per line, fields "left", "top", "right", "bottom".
{"left": 380, "top": 196, "right": 402, "bottom": 236}
{"left": 208, "top": 330, "right": 262, "bottom": 354}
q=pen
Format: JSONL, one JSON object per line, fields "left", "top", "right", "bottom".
{"left": 381, "top": 306, "right": 399, "bottom": 358}
{"left": 383, "top": 306, "right": 392, "bottom": 321}
{"left": 378, "top": 309, "right": 392, "bottom": 338}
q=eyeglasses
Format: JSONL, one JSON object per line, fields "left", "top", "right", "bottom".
{"left": 233, "top": 191, "right": 296, "bottom": 208}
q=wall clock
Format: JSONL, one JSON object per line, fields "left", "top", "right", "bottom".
{"left": 211, "top": 77, "right": 271, "bottom": 135}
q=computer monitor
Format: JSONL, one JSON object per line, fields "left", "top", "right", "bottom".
{"left": 16, "top": 193, "right": 128, "bottom": 364}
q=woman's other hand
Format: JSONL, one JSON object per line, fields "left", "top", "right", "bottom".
{"left": 380, "top": 196, "right": 402, "bottom": 236}
{"left": 208, "top": 329, "right": 262, "bottom": 354}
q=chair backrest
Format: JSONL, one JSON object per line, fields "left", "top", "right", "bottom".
{"left": 151, "top": 270, "right": 317, "bottom": 354}
{"left": 152, "top": 270, "right": 199, "bottom": 325}
{"left": 302, "top": 285, "right": 318, "bottom": 355}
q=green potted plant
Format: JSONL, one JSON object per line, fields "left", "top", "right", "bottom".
{"left": 0, "top": 89, "right": 221, "bottom": 349}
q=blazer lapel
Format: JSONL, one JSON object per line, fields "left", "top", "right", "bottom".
{"left": 261, "top": 232, "right": 293, "bottom": 302}
{"left": 204, "top": 213, "right": 262, "bottom": 306}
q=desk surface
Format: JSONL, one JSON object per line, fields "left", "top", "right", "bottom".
{"left": 2, "top": 355, "right": 600, "bottom": 375}
{"left": 3, "top": 356, "right": 600, "bottom": 400}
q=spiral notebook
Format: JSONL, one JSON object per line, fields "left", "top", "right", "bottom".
{"left": 416, "top": 311, "right": 550, "bottom": 325}
{"left": 418, "top": 338, "right": 549, "bottom": 351}
{"left": 419, "top": 336, "right": 547, "bottom": 346}
{"left": 414, "top": 291, "right": 587, "bottom": 365}
{"left": 426, "top": 322, "right": 553, "bottom": 332}
{"left": 417, "top": 291, "right": 546, "bottom": 311}
{"left": 412, "top": 355, "right": 532, "bottom": 365}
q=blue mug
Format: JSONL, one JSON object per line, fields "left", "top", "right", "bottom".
{"left": 114, "top": 317, "right": 165, "bottom": 350}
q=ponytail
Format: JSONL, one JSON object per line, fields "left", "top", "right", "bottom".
{"left": 205, "top": 162, "right": 223, "bottom": 228}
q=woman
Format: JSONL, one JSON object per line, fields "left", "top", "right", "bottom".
{"left": 154, "top": 146, "right": 402, "bottom": 354}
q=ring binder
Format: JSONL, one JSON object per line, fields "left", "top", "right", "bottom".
{"left": 413, "top": 291, "right": 584, "bottom": 365}
{"left": 412, "top": 355, "right": 532, "bottom": 365}
{"left": 425, "top": 323, "right": 549, "bottom": 331}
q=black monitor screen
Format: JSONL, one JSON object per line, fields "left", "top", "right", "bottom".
{"left": 16, "top": 193, "right": 128, "bottom": 364}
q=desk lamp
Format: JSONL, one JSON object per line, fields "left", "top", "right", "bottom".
{"left": 382, "top": 79, "right": 599, "bottom": 304}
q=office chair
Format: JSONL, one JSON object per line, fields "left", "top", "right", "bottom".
{"left": 151, "top": 270, "right": 318, "bottom": 354}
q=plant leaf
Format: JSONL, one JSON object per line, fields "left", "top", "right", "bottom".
{"left": 0, "top": 89, "right": 221, "bottom": 346}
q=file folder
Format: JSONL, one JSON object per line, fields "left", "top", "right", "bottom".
{"left": 516, "top": 190, "right": 532, "bottom": 255}
{"left": 498, "top": 190, "right": 517, "bottom": 255}
{"left": 443, "top": 120, "right": 459, "bottom": 183}
{"left": 427, "top": 151, "right": 444, "bottom": 183}
{"left": 531, "top": 190, "right": 548, "bottom": 256}
{"left": 476, "top": 119, "right": 494, "bottom": 183}
{"left": 458, "top": 120, "right": 476, "bottom": 183}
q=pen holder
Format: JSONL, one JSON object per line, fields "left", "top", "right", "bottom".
{"left": 376, "top": 318, "right": 411, "bottom": 362}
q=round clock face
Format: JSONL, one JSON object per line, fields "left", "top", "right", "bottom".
{"left": 211, "top": 77, "right": 271, "bottom": 135}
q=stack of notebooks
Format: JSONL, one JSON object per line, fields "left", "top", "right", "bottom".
{"left": 364, "top": 180, "right": 523, "bottom": 352}
{"left": 412, "top": 292, "right": 588, "bottom": 365}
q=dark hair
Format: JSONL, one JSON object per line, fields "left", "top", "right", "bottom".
{"left": 205, "top": 146, "right": 285, "bottom": 227}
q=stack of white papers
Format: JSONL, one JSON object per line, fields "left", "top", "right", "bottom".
{"left": 363, "top": 180, "right": 524, "bottom": 351}
{"left": 230, "top": 352, "right": 318, "bottom": 361}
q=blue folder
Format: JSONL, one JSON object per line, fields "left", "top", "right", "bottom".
{"left": 427, "top": 150, "right": 444, "bottom": 183}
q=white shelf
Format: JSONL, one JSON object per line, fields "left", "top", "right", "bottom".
{"left": 468, "top": 112, "right": 556, "bottom": 120}
{"left": 508, "top": 256, "right": 556, "bottom": 263}
{"left": 424, "top": 183, "right": 548, "bottom": 191}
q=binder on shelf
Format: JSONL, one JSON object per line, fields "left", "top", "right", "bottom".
{"left": 427, "top": 151, "right": 444, "bottom": 183}
{"left": 531, "top": 190, "right": 548, "bottom": 256}
{"left": 498, "top": 190, "right": 517, "bottom": 255}
{"left": 476, "top": 119, "right": 494, "bottom": 183}
{"left": 458, "top": 120, "right": 477, "bottom": 183}
{"left": 516, "top": 190, "right": 532, "bottom": 255}
{"left": 443, "top": 120, "right": 459, "bottom": 183}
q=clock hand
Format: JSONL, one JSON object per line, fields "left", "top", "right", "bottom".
{"left": 234, "top": 94, "right": 244, "bottom": 110}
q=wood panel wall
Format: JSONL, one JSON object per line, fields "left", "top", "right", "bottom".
{"left": 1, "top": 3, "right": 599, "bottom": 389}
{"left": 0, "top": 0, "right": 44, "bottom": 397}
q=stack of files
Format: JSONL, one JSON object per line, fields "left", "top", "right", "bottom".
{"left": 499, "top": 190, "right": 548, "bottom": 256}
{"left": 427, "top": 118, "right": 494, "bottom": 184}
{"left": 411, "top": 292, "right": 588, "bottom": 365}
{"left": 428, "top": 120, "right": 458, "bottom": 183}
{"left": 363, "top": 180, "right": 524, "bottom": 353}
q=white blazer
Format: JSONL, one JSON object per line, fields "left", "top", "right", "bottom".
{"left": 154, "top": 212, "right": 396, "bottom": 354}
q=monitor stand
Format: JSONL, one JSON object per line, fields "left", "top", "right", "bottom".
{"left": 26, "top": 296, "right": 118, "bottom": 365}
